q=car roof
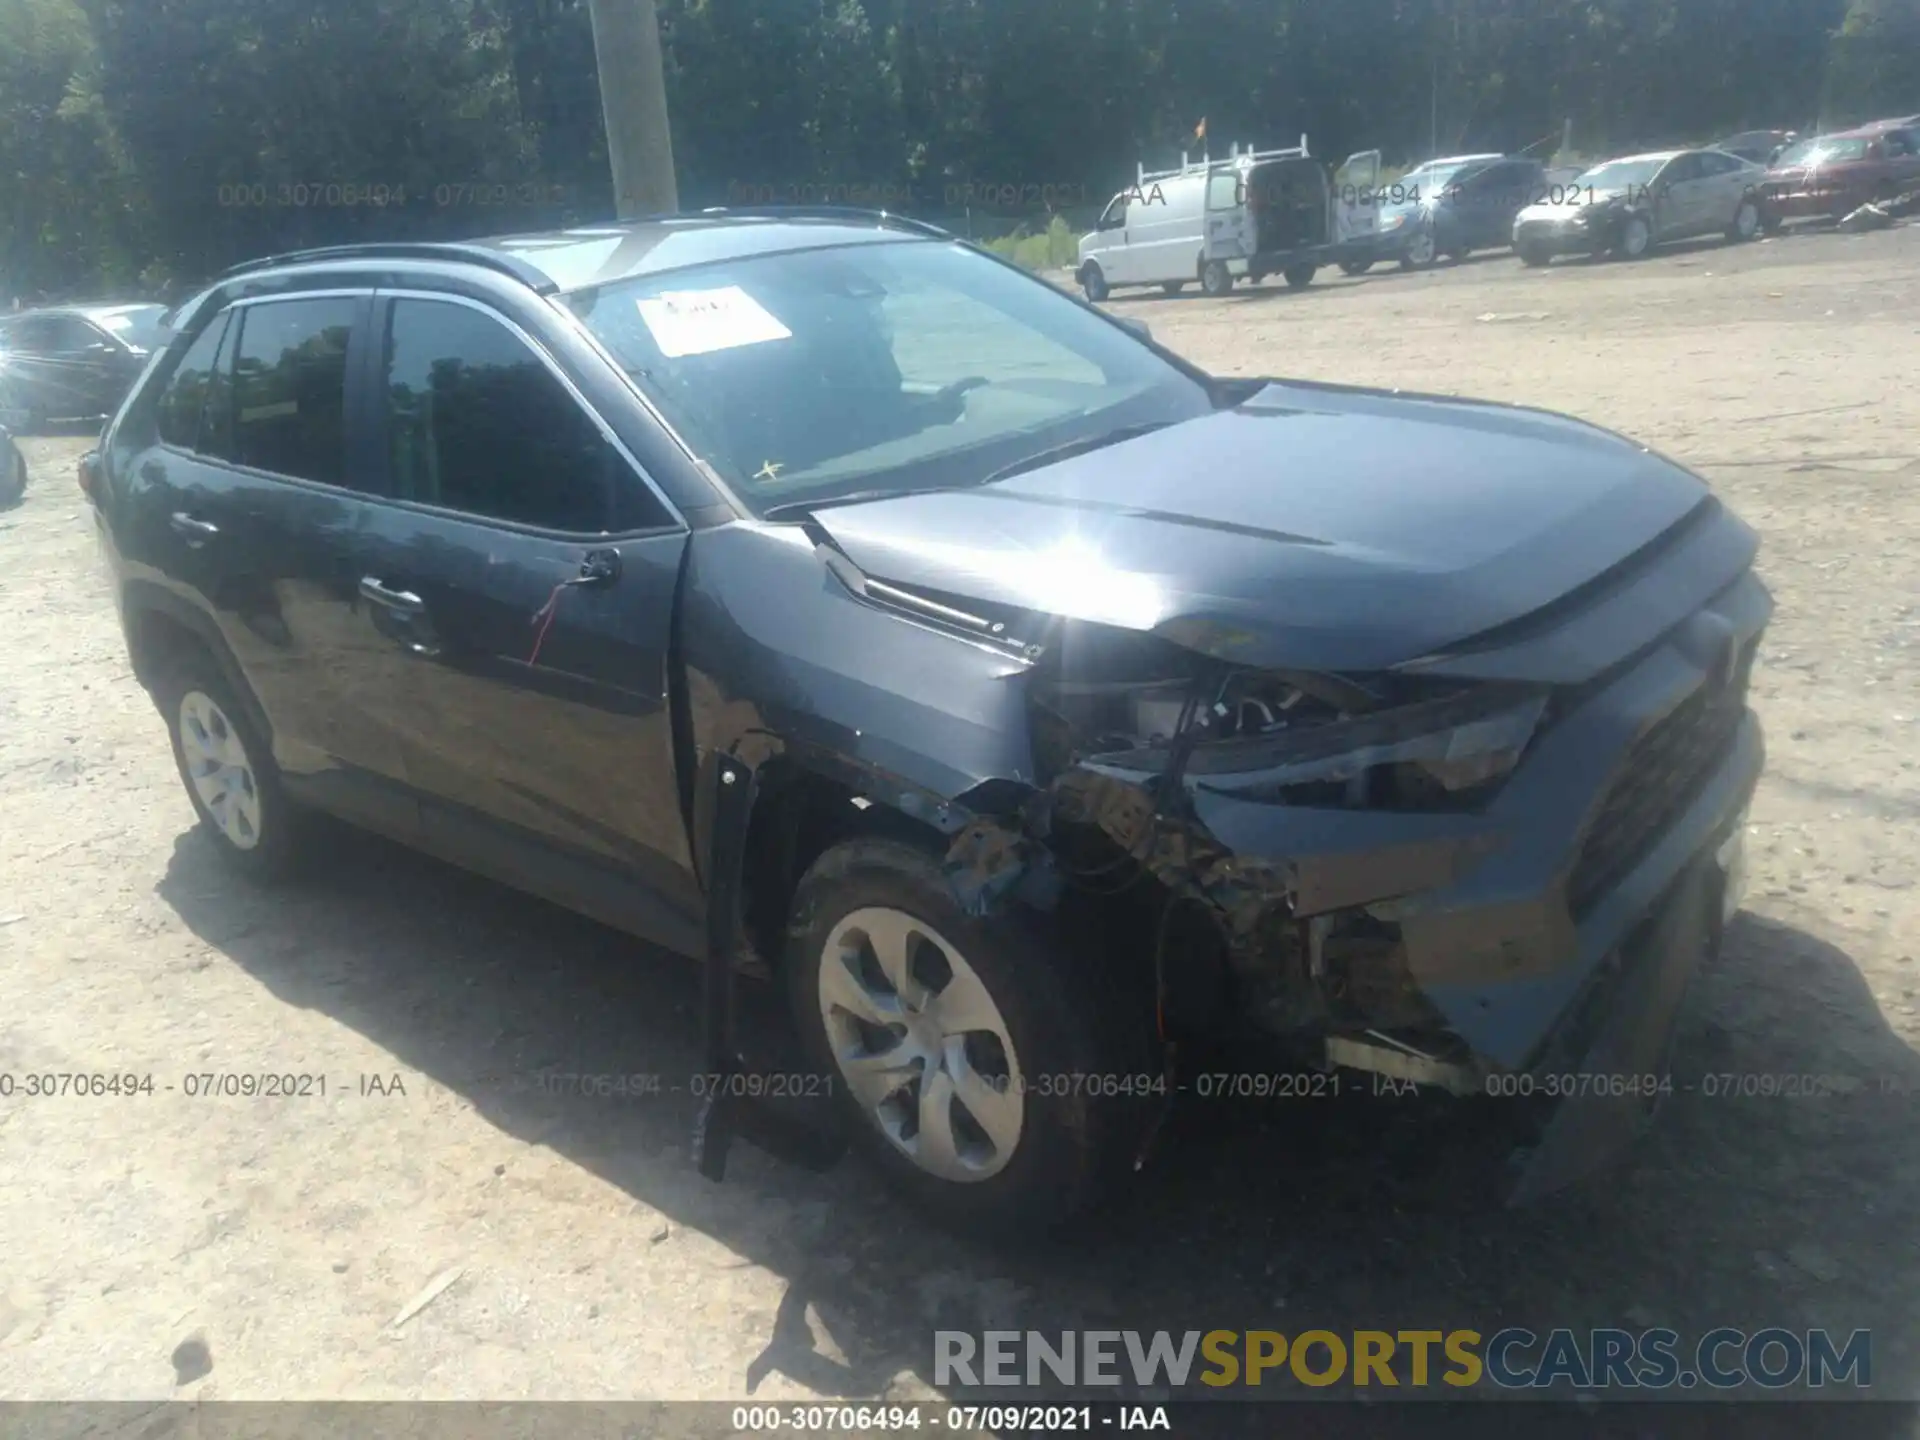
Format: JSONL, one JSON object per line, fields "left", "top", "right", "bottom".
{"left": 1412, "top": 152, "right": 1506, "bottom": 168}
{"left": 1595, "top": 150, "right": 1685, "bottom": 165}
{"left": 219, "top": 211, "right": 946, "bottom": 297}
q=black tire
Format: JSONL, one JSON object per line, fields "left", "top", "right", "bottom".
{"left": 785, "top": 837, "right": 1156, "bottom": 1241}
{"left": 1614, "top": 213, "right": 1654, "bottom": 261}
{"left": 1339, "top": 258, "right": 1374, "bottom": 276}
{"left": 1078, "top": 264, "right": 1109, "bottom": 303}
{"left": 0, "top": 438, "right": 24, "bottom": 506}
{"left": 1282, "top": 263, "right": 1316, "bottom": 290}
{"left": 155, "top": 650, "right": 309, "bottom": 881}
{"left": 1517, "top": 243, "right": 1553, "bottom": 268}
{"left": 1726, "top": 197, "right": 1761, "bottom": 243}
{"left": 1199, "top": 260, "right": 1234, "bottom": 297}
{"left": 1159, "top": 281, "right": 1185, "bottom": 295}
{"left": 1760, "top": 210, "right": 1784, "bottom": 236}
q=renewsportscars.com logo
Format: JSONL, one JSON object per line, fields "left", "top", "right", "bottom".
{"left": 934, "top": 1328, "right": 1872, "bottom": 1392}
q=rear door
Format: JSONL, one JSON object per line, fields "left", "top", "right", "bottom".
{"left": 1333, "top": 149, "right": 1382, "bottom": 244}
{"left": 348, "top": 289, "right": 701, "bottom": 954}
{"left": 1695, "top": 150, "right": 1749, "bottom": 226}
{"left": 1203, "top": 166, "right": 1254, "bottom": 264}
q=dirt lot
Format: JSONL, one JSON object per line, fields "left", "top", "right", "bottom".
{"left": 2, "top": 224, "right": 1918, "bottom": 1409}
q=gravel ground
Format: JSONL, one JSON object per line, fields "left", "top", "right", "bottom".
{"left": 1, "top": 223, "right": 1917, "bottom": 1410}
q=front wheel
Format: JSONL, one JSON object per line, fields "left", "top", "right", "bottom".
{"left": 1614, "top": 213, "right": 1654, "bottom": 261}
{"left": 1282, "top": 263, "right": 1316, "bottom": 290}
{"left": 1399, "top": 228, "right": 1438, "bottom": 269}
{"left": 0, "top": 436, "right": 24, "bottom": 506}
{"left": 786, "top": 838, "right": 1154, "bottom": 1240}
{"left": 1078, "top": 264, "right": 1109, "bottom": 303}
{"left": 1199, "top": 260, "right": 1234, "bottom": 296}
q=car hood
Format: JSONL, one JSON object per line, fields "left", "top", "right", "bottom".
{"left": 808, "top": 381, "right": 1721, "bottom": 676}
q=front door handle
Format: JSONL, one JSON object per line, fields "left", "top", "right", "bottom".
{"left": 170, "top": 511, "right": 219, "bottom": 546}
{"left": 359, "top": 576, "right": 425, "bottom": 614}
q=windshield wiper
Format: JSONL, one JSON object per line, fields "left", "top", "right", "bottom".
{"left": 977, "top": 421, "right": 1175, "bottom": 485}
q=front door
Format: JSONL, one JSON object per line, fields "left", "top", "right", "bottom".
{"left": 351, "top": 291, "right": 701, "bottom": 956}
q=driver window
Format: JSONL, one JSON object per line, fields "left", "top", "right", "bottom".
{"left": 1098, "top": 195, "right": 1128, "bottom": 230}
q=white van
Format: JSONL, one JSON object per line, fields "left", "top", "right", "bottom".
{"left": 1076, "top": 140, "right": 1381, "bottom": 300}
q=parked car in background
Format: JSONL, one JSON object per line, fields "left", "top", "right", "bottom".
{"left": 1512, "top": 148, "right": 1766, "bottom": 265}
{"left": 83, "top": 216, "right": 1768, "bottom": 1237}
{"left": 0, "top": 303, "right": 168, "bottom": 432}
{"left": 1712, "top": 129, "right": 1798, "bottom": 165}
{"left": 0, "top": 422, "right": 25, "bottom": 507}
{"left": 1760, "top": 127, "right": 1920, "bottom": 226}
{"left": 1077, "top": 140, "right": 1359, "bottom": 298}
{"left": 1342, "top": 154, "right": 1545, "bottom": 271}
{"left": 1859, "top": 114, "right": 1920, "bottom": 133}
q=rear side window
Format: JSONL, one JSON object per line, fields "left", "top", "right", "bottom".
{"left": 231, "top": 298, "right": 356, "bottom": 486}
{"left": 155, "top": 316, "right": 228, "bottom": 451}
{"left": 380, "top": 297, "right": 657, "bottom": 533}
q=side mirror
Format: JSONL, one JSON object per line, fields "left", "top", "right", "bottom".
{"left": 1116, "top": 316, "right": 1152, "bottom": 341}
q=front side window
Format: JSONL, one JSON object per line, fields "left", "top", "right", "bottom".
{"left": 381, "top": 298, "right": 651, "bottom": 533}
{"left": 567, "top": 237, "right": 1215, "bottom": 518}
{"left": 155, "top": 315, "right": 228, "bottom": 451}
{"left": 231, "top": 298, "right": 356, "bottom": 486}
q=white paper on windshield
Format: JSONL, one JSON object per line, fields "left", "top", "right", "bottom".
{"left": 636, "top": 286, "right": 792, "bottom": 358}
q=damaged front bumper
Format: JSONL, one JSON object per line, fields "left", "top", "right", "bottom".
{"left": 1048, "top": 569, "right": 1768, "bottom": 1205}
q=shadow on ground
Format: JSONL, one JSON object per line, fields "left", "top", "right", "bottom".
{"left": 157, "top": 822, "right": 1920, "bottom": 1411}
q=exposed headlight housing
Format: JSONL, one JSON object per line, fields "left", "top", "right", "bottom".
{"left": 1033, "top": 647, "right": 1549, "bottom": 813}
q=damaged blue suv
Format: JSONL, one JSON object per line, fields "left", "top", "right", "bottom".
{"left": 85, "top": 211, "right": 1765, "bottom": 1238}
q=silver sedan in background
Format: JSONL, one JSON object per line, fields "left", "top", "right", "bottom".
{"left": 1511, "top": 147, "right": 1766, "bottom": 265}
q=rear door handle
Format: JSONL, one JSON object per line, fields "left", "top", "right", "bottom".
{"left": 359, "top": 576, "right": 425, "bottom": 614}
{"left": 170, "top": 512, "right": 218, "bottom": 545}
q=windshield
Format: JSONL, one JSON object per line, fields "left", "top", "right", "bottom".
{"left": 95, "top": 306, "right": 168, "bottom": 350}
{"left": 1576, "top": 157, "right": 1670, "bottom": 191}
{"left": 566, "top": 239, "right": 1215, "bottom": 517}
{"left": 1775, "top": 137, "right": 1868, "bottom": 167}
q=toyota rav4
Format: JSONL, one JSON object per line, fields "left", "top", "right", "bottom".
{"left": 85, "top": 212, "right": 1767, "bottom": 1238}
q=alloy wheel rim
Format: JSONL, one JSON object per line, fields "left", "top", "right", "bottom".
{"left": 1737, "top": 203, "right": 1758, "bottom": 237}
{"left": 1408, "top": 231, "right": 1435, "bottom": 265}
{"left": 817, "top": 906, "right": 1024, "bottom": 1183}
{"left": 1625, "top": 218, "right": 1650, "bottom": 255}
{"left": 178, "top": 690, "right": 263, "bottom": 851}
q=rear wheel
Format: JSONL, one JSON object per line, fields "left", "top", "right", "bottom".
{"left": 1727, "top": 198, "right": 1761, "bottom": 242}
{"left": 156, "top": 652, "right": 309, "bottom": 880}
{"left": 1199, "top": 260, "right": 1234, "bottom": 297}
{"left": 786, "top": 838, "right": 1155, "bottom": 1240}
{"left": 1282, "top": 263, "right": 1317, "bottom": 290}
{"left": 1078, "top": 263, "right": 1109, "bottom": 303}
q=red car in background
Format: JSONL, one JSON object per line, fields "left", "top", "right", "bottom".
{"left": 1760, "top": 126, "right": 1920, "bottom": 226}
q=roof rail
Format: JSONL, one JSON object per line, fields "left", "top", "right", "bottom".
{"left": 694, "top": 205, "right": 953, "bottom": 240}
{"left": 216, "top": 242, "right": 559, "bottom": 294}
{"left": 1136, "top": 134, "right": 1312, "bottom": 186}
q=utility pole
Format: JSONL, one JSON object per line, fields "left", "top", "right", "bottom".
{"left": 587, "top": 0, "right": 679, "bottom": 218}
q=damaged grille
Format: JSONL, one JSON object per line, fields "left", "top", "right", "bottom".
{"left": 1566, "top": 638, "right": 1754, "bottom": 917}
